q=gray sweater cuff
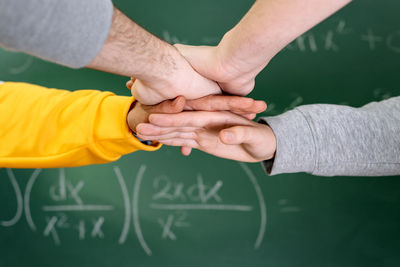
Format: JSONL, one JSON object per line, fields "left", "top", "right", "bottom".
{"left": 259, "top": 98, "right": 400, "bottom": 177}
{"left": 259, "top": 109, "right": 316, "bottom": 175}
{"left": 0, "top": 0, "right": 113, "bottom": 68}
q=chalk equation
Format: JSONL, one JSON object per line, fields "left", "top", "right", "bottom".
{"left": 261, "top": 86, "right": 397, "bottom": 116}
{"left": 0, "top": 163, "right": 267, "bottom": 256}
{"left": 287, "top": 23, "right": 400, "bottom": 54}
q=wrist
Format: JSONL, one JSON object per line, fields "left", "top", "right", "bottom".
{"left": 214, "top": 30, "right": 241, "bottom": 81}
{"left": 217, "top": 28, "right": 273, "bottom": 82}
{"left": 127, "top": 101, "right": 147, "bottom": 133}
{"left": 213, "top": 38, "right": 260, "bottom": 95}
{"left": 88, "top": 7, "right": 178, "bottom": 84}
{"left": 137, "top": 42, "right": 181, "bottom": 83}
{"left": 259, "top": 123, "right": 277, "bottom": 161}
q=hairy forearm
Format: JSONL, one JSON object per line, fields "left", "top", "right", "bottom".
{"left": 87, "top": 7, "right": 178, "bottom": 82}
{"left": 218, "top": 0, "right": 351, "bottom": 71}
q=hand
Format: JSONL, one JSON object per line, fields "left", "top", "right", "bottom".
{"left": 127, "top": 94, "right": 267, "bottom": 132}
{"left": 135, "top": 111, "right": 276, "bottom": 163}
{"left": 127, "top": 96, "right": 186, "bottom": 132}
{"left": 129, "top": 46, "right": 222, "bottom": 105}
{"left": 173, "top": 43, "right": 267, "bottom": 96}
{"left": 127, "top": 80, "right": 267, "bottom": 119}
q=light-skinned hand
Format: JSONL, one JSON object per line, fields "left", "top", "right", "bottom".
{"left": 135, "top": 111, "right": 276, "bottom": 163}
{"left": 173, "top": 44, "right": 267, "bottom": 97}
{"left": 128, "top": 46, "right": 222, "bottom": 105}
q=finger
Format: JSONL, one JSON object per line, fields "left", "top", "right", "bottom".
{"left": 146, "top": 96, "right": 186, "bottom": 114}
{"left": 136, "top": 131, "right": 197, "bottom": 141}
{"left": 161, "top": 139, "right": 199, "bottom": 148}
{"left": 149, "top": 111, "right": 250, "bottom": 128}
{"left": 136, "top": 123, "right": 198, "bottom": 136}
{"left": 185, "top": 95, "right": 267, "bottom": 114}
{"left": 243, "top": 113, "right": 256, "bottom": 120}
{"left": 181, "top": 146, "right": 192, "bottom": 156}
{"left": 126, "top": 80, "right": 134, "bottom": 90}
{"left": 219, "top": 126, "right": 256, "bottom": 145}
{"left": 130, "top": 79, "right": 141, "bottom": 102}
{"left": 131, "top": 79, "right": 161, "bottom": 105}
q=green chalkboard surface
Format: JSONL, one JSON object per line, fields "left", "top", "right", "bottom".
{"left": 1, "top": 0, "right": 400, "bottom": 266}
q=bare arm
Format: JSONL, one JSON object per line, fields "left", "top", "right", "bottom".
{"left": 88, "top": 7, "right": 220, "bottom": 105}
{"left": 175, "top": 0, "right": 352, "bottom": 95}
{"left": 87, "top": 7, "right": 175, "bottom": 83}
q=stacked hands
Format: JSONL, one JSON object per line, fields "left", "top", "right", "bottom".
{"left": 126, "top": 44, "right": 276, "bottom": 163}
{"left": 6, "top": 0, "right": 395, "bottom": 176}
{"left": 87, "top": 2, "right": 352, "bottom": 165}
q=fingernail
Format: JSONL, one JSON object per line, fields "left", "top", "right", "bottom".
{"left": 223, "top": 131, "right": 235, "bottom": 142}
{"left": 137, "top": 124, "right": 158, "bottom": 134}
{"left": 148, "top": 114, "right": 160, "bottom": 124}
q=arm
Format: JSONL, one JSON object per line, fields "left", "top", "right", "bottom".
{"left": 88, "top": 8, "right": 221, "bottom": 104}
{"left": 260, "top": 97, "right": 400, "bottom": 176}
{"left": 136, "top": 97, "right": 400, "bottom": 177}
{"left": 175, "top": 0, "right": 351, "bottom": 95}
{"left": 0, "top": 82, "right": 160, "bottom": 168}
{"left": 0, "top": 1, "right": 220, "bottom": 104}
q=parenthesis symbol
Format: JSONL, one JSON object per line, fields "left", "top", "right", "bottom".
{"left": 239, "top": 163, "right": 267, "bottom": 249}
{"left": 1, "top": 169, "right": 23, "bottom": 227}
{"left": 24, "top": 169, "right": 42, "bottom": 232}
{"left": 132, "top": 164, "right": 152, "bottom": 256}
{"left": 8, "top": 56, "right": 34, "bottom": 75}
{"left": 113, "top": 166, "right": 131, "bottom": 245}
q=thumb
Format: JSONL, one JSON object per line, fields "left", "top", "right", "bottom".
{"left": 219, "top": 126, "right": 255, "bottom": 146}
{"left": 174, "top": 44, "right": 215, "bottom": 76}
{"left": 181, "top": 146, "right": 192, "bottom": 156}
{"left": 126, "top": 78, "right": 136, "bottom": 90}
{"left": 130, "top": 79, "right": 158, "bottom": 105}
{"left": 174, "top": 44, "right": 199, "bottom": 61}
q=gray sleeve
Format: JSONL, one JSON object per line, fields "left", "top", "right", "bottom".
{"left": 259, "top": 97, "right": 400, "bottom": 177}
{"left": 0, "top": 0, "right": 113, "bottom": 68}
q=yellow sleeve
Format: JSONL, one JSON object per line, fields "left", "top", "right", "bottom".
{"left": 0, "top": 82, "right": 161, "bottom": 168}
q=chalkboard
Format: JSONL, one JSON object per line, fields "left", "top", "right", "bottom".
{"left": 1, "top": 0, "right": 400, "bottom": 266}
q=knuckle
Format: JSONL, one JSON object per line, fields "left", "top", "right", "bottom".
{"left": 167, "top": 140, "right": 179, "bottom": 146}
{"left": 192, "top": 140, "right": 200, "bottom": 149}
{"left": 197, "top": 139, "right": 209, "bottom": 147}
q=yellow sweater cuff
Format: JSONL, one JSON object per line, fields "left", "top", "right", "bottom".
{"left": 93, "top": 95, "right": 161, "bottom": 161}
